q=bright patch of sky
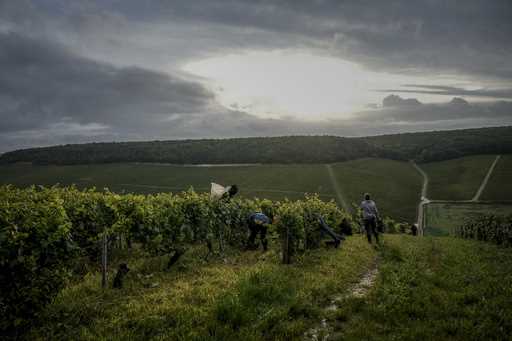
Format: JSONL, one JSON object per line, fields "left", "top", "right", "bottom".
{"left": 183, "top": 50, "right": 478, "bottom": 120}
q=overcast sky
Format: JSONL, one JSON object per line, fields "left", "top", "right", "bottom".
{"left": 1, "top": 0, "right": 512, "bottom": 152}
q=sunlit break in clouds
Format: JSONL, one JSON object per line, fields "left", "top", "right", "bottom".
{"left": 1, "top": 0, "right": 512, "bottom": 152}
{"left": 184, "top": 50, "right": 487, "bottom": 120}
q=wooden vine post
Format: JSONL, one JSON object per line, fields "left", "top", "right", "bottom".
{"left": 282, "top": 225, "right": 291, "bottom": 264}
{"left": 101, "top": 233, "right": 108, "bottom": 288}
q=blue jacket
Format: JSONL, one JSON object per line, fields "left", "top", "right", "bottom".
{"left": 248, "top": 212, "right": 271, "bottom": 225}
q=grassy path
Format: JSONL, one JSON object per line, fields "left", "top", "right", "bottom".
{"left": 471, "top": 155, "right": 501, "bottom": 201}
{"left": 305, "top": 255, "right": 380, "bottom": 340}
{"left": 325, "top": 164, "right": 350, "bottom": 213}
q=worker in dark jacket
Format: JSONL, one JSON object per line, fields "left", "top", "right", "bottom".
{"left": 411, "top": 223, "right": 418, "bottom": 236}
{"left": 318, "top": 215, "right": 343, "bottom": 248}
{"left": 339, "top": 217, "right": 353, "bottom": 236}
{"left": 222, "top": 184, "right": 238, "bottom": 200}
{"left": 360, "top": 193, "right": 380, "bottom": 244}
{"left": 246, "top": 212, "right": 271, "bottom": 251}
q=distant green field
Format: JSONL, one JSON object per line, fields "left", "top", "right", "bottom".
{"left": 421, "top": 155, "right": 497, "bottom": 200}
{"left": 2, "top": 156, "right": 511, "bottom": 230}
{"left": 0, "top": 159, "right": 423, "bottom": 221}
{"left": 482, "top": 155, "right": 512, "bottom": 201}
{"left": 330, "top": 158, "right": 422, "bottom": 222}
{"left": 0, "top": 163, "right": 336, "bottom": 202}
{"left": 424, "top": 202, "right": 512, "bottom": 236}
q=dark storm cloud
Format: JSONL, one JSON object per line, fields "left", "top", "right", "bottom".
{"left": 0, "top": 0, "right": 311, "bottom": 70}
{"left": 0, "top": 31, "right": 216, "bottom": 133}
{"left": 89, "top": 0, "right": 512, "bottom": 80}
{"left": 3, "top": 1, "right": 512, "bottom": 80}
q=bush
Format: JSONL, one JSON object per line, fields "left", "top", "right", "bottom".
{"left": 59, "top": 187, "right": 115, "bottom": 260}
{"left": 0, "top": 186, "right": 78, "bottom": 335}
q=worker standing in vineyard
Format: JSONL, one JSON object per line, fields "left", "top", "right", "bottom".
{"left": 246, "top": 212, "right": 271, "bottom": 251}
{"left": 360, "top": 193, "right": 380, "bottom": 245}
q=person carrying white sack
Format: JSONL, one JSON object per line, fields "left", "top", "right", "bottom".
{"left": 210, "top": 183, "right": 238, "bottom": 201}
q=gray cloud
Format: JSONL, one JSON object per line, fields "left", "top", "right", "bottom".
{"left": 382, "top": 95, "right": 422, "bottom": 107}
{"left": 356, "top": 97, "right": 512, "bottom": 124}
{"left": 377, "top": 85, "right": 512, "bottom": 99}
{"left": 154, "top": 98, "right": 512, "bottom": 139}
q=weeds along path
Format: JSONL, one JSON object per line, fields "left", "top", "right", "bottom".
{"left": 471, "top": 155, "right": 501, "bottom": 202}
{"left": 411, "top": 161, "right": 429, "bottom": 235}
{"left": 325, "top": 164, "right": 351, "bottom": 213}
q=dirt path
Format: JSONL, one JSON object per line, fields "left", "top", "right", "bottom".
{"left": 347, "top": 265, "right": 380, "bottom": 298}
{"left": 411, "top": 161, "right": 429, "bottom": 235}
{"left": 325, "top": 164, "right": 351, "bottom": 213}
{"left": 411, "top": 160, "right": 429, "bottom": 200}
{"left": 471, "top": 155, "right": 501, "bottom": 202}
{"left": 304, "top": 260, "right": 379, "bottom": 341}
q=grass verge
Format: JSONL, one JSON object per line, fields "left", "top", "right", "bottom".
{"left": 327, "top": 235, "right": 512, "bottom": 340}
{"left": 27, "top": 236, "right": 376, "bottom": 340}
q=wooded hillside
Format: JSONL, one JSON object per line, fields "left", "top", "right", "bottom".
{"left": 1, "top": 126, "right": 511, "bottom": 165}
